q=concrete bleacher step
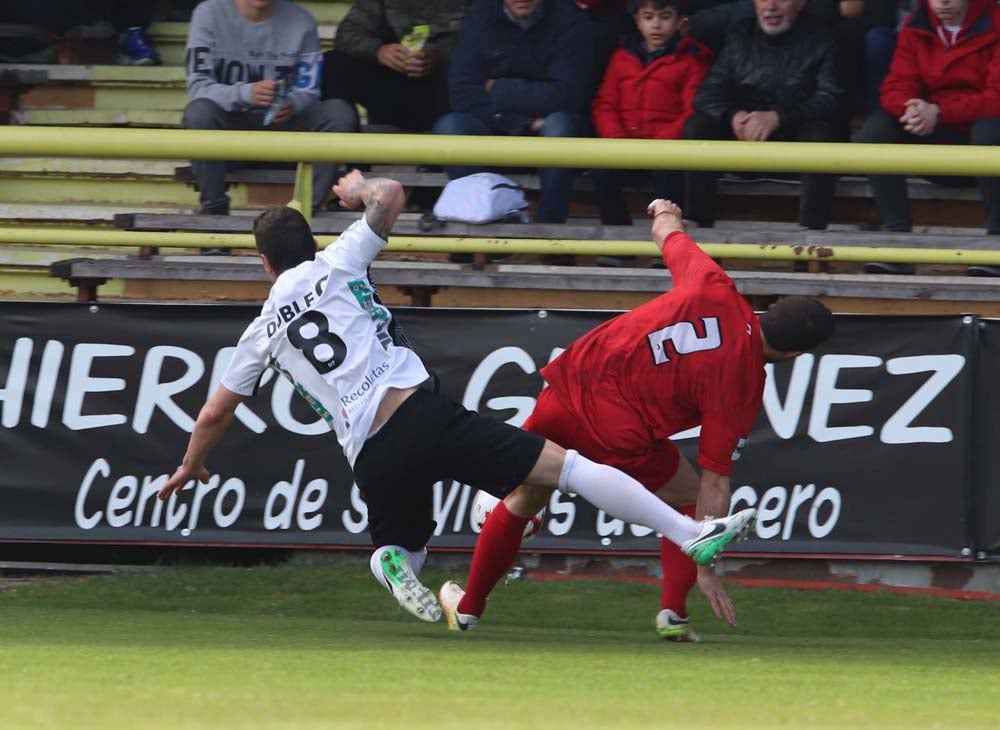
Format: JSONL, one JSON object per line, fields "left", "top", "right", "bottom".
{"left": 170, "top": 163, "right": 983, "bottom": 207}
{"left": 0, "top": 203, "right": 196, "bottom": 224}
{"left": 10, "top": 109, "right": 182, "bottom": 126}
{"left": 8, "top": 62, "right": 184, "bottom": 126}
{"left": 0, "top": 156, "right": 215, "bottom": 212}
{"left": 10, "top": 63, "right": 186, "bottom": 110}
{"left": 111, "top": 209, "right": 998, "bottom": 250}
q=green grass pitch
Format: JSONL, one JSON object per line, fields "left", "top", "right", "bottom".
{"left": 1, "top": 563, "right": 997, "bottom": 729}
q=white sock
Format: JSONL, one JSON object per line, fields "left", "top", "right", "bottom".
{"left": 370, "top": 545, "right": 427, "bottom": 591}
{"left": 558, "top": 450, "right": 700, "bottom": 546}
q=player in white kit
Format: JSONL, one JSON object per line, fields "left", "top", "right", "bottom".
{"left": 158, "top": 170, "right": 756, "bottom": 625}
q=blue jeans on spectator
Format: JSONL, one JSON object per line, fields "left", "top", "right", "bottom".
{"left": 432, "top": 111, "right": 591, "bottom": 223}
{"left": 865, "top": 26, "right": 897, "bottom": 114}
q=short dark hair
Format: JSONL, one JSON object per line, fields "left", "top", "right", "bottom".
{"left": 252, "top": 206, "right": 317, "bottom": 274}
{"left": 628, "top": 0, "right": 691, "bottom": 15}
{"left": 759, "top": 296, "right": 835, "bottom": 353}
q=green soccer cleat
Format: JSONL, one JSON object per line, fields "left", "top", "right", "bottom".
{"left": 377, "top": 547, "right": 441, "bottom": 622}
{"left": 656, "top": 608, "right": 701, "bottom": 643}
{"left": 680, "top": 508, "right": 757, "bottom": 566}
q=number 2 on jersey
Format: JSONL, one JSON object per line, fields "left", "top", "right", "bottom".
{"left": 647, "top": 317, "right": 722, "bottom": 364}
{"left": 287, "top": 310, "right": 347, "bottom": 374}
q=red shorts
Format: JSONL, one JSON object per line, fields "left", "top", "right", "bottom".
{"left": 523, "top": 386, "right": 681, "bottom": 492}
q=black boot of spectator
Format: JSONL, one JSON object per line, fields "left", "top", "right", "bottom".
{"left": 198, "top": 200, "right": 231, "bottom": 255}
{"left": 863, "top": 262, "right": 916, "bottom": 275}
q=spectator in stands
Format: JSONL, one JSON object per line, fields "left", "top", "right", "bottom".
{"left": 0, "top": 0, "right": 161, "bottom": 65}
{"left": 433, "top": 0, "right": 594, "bottom": 225}
{"left": 321, "top": 0, "right": 466, "bottom": 132}
{"left": 590, "top": 0, "right": 712, "bottom": 252}
{"left": 682, "top": 0, "right": 843, "bottom": 230}
{"left": 856, "top": 0, "right": 1000, "bottom": 274}
{"left": 576, "top": 0, "right": 633, "bottom": 90}
{"left": 182, "top": 0, "right": 359, "bottom": 219}
{"left": 806, "top": 0, "right": 900, "bottom": 118}
{"left": 686, "top": 0, "right": 753, "bottom": 52}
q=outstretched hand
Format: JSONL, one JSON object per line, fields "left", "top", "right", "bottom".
{"left": 333, "top": 169, "right": 366, "bottom": 209}
{"left": 157, "top": 463, "right": 210, "bottom": 501}
{"left": 697, "top": 565, "right": 737, "bottom": 627}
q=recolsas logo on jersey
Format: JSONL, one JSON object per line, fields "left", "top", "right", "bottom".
{"left": 340, "top": 361, "right": 391, "bottom": 411}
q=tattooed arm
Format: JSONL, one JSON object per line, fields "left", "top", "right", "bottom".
{"left": 332, "top": 169, "right": 406, "bottom": 239}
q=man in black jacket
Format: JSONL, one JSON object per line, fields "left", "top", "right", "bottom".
{"left": 682, "top": 0, "right": 844, "bottom": 229}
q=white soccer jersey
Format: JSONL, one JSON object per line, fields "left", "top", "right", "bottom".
{"left": 222, "top": 217, "right": 430, "bottom": 465}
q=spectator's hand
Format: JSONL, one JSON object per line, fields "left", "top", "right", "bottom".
{"left": 333, "top": 168, "right": 367, "bottom": 209}
{"left": 485, "top": 78, "right": 496, "bottom": 92}
{"left": 376, "top": 43, "right": 411, "bottom": 74}
{"left": 839, "top": 0, "right": 864, "bottom": 18}
{"left": 530, "top": 117, "right": 545, "bottom": 133}
{"left": 901, "top": 98, "right": 939, "bottom": 136}
{"left": 271, "top": 99, "right": 294, "bottom": 125}
{"left": 743, "top": 110, "right": 780, "bottom": 141}
{"left": 731, "top": 110, "right": 751, "bottom": 140}
{"left": 250, "top": 79, "right": 278, "bottom": 108}
{"left": 405, "top": 49, "right": 438, "bottom": 78}
{"left": 697, "top": 565, "right": 737, "bottom": 627}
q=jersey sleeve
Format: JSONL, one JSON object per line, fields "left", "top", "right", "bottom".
{"left": 695, "top": 373, "right": 760, "bottom": 475}
{"left": 318, "top": 216, "right": 387, "bottom": 275}
{"left": 220, "top": 321, "right": 268, "bottom": 396}
{"left": 661, "top": 230, "right": 729, "bottom": 289}
{"left": 696, "top": 409, "right": 754, "bottom": 475}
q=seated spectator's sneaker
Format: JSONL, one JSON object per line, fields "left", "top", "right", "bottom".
{"left": 448, "top": 253, "right": 474, "bottom": 264}
{"left": 197, "top": 201, "right": 230, "bottom": 216}
{"left": 197, "top": 200, "right": 232, "bottom": 255}
{"left": 596, "top": 255, "right": 637, "bottom": 268}
{"left": 967, "top": 266, "right": 1000, "bottom": 277}
{"left": 0, "top": 39, "right": 57, "bottom": 64}
{"left": 863, "top": 262, "right": 916, "bottom": 275}
{"left": 118, "top": 27, "right": 161, "bottom": 66}
{"left": 542, "top": 254, "right": 576, "bottom": 266}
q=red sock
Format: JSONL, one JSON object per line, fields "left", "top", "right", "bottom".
{"left": 659, "top": 504, "right": 698, "bottom": 617}
{"left": 458, "top": 501, "right": 529, "bottom": 617}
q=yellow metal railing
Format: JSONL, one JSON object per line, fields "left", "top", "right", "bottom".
{"left": 1, "top": 126, "right": 999, "bottom": 262}
{"left": 3, "top": 126, "right": 1000, "bottom": 175}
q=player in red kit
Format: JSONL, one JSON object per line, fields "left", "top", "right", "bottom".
{"left": 440, "top": 198, "right": 835, "bottom": 637}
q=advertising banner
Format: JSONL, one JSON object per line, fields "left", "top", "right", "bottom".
{"left": 0, "top": 303, "right": 978, "bottom": 557}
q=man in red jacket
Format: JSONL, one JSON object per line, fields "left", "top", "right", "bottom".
{"left": 439, "top": 199, "right": 836, "bottom": 639}
{"left": 591, "top": 0, "right": 713, "bottom": 247}
{"left": 857, "top": 0, "right": 1000, "bottom": 270}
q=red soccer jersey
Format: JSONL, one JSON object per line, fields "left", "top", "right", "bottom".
{"left": 541, "top": 230, "right": 765, "bottom": 476}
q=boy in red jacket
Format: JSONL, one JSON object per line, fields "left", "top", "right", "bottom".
{"left": 590, "top": 0, "right": 712, "bottom": 252}
{"left": 857, "top": 0, "right": 1000, "bottom": 271}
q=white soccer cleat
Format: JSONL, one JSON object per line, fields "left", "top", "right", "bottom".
{"left": 680, "top": 508, "right": 757, "bottom": 566}
{"left": 439, "top": 580, "right": 479, "bottom": 632}
{"left": 655, "top": 608, "right": 701, "bottom": 643}
{"left": 376, "top": 547, "right": 441, "bottom": 622}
